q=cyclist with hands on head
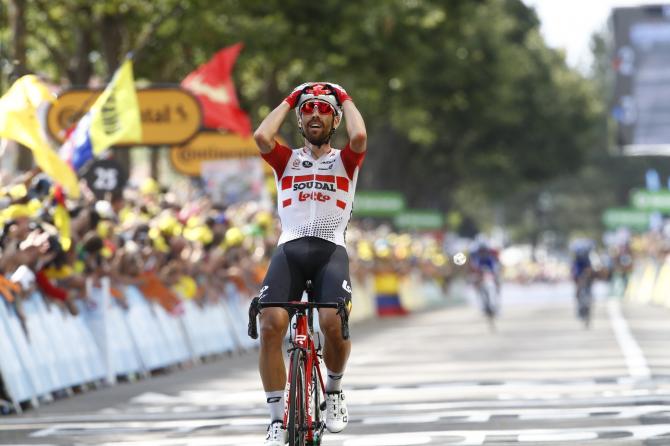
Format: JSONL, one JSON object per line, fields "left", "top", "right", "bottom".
{"left": 253, "top": 82, "right": 367, "bottom": 445}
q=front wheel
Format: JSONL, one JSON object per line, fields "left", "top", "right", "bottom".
{"left": 309, "top": 361, "right": 324, "bottom": 445}
{"left": 576, "top": 285, "right": 592, "bottom": 328}
{"left": 288, "top": 349, "right": 307, "bottom": 446}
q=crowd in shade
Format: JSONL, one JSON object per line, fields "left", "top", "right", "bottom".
{"left": 0, "top": 168, "right": 455, "bottom": 340}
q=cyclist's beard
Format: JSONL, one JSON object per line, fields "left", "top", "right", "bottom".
{"left": 306, "top": 132, "right": 331, "bottom": 146}
{"left": 304, "top": 120, "right": 332, "bottom": 146}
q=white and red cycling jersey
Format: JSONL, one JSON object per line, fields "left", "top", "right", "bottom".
{"left": 262, "top": 141, "right": 365, "bottom": 247}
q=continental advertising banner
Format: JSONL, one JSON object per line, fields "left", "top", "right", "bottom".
{"left": 47, "top": 86, "right": 202, "bottom": 146}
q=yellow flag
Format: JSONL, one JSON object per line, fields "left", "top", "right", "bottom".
{"left": 88, "top": 58, "right": 142, "bottom": 154}
{"left": 0, "top": 75, "right": 80, "bottom": 198}
{"left": 53, "top": 203, "right": 72, "bottom": 251}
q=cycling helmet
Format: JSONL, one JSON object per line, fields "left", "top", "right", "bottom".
{"left": 295, "top": 83, "right": 342, "bottom": 141}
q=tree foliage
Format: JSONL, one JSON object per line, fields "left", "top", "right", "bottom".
{"left": 2, "top": 0, "right": 604, "bottom": 231}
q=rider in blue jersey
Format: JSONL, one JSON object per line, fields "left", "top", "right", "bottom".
{"left": 572, "top": 249, "right": 593, "bottom": 283}
{"left": 469, "top": 242, "right": 501, "bottom": 292}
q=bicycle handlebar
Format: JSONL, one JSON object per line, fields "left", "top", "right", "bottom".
{"left": 248, "top": 298, "right": 350, "bottom": 341}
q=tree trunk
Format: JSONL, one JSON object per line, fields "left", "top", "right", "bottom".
{"left": 69, "top": 4, "right": 93, "bottom": 85}
{"left": 150, "top": 148, "right": 160, "bottom": 180}
{"left": 8, "top": 0, "right": 27, "bottom": 80}
{"left": 101, "top": 13, "right": 124, "bottom": 76}
{"left": 9, "top": 0, "right": 33, "bottom": 171}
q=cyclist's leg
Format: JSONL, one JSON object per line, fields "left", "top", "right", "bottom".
{"left": 474, "top": 273, "right": 491, "bottom": 315}
{"left": 477, "top": 281, "right": 489, "bottom": 313}
{"left": 312, "top": 243, "right": 352, "bottom": 378}
{"left": 311, "top": 240, "right": 352, "bottom": 433}
{"left": 258, "top": 243, "right": 306, "bottom": 420}
{"left": 576, "top": 277, "right": 588, "bottom": 318}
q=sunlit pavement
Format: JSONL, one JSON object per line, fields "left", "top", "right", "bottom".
{"left": 2, "top": 282, "right": 670, "bottom": 445}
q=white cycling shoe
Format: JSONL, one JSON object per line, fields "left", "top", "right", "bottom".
{"left": 264, "top": 420, "right": 286, "bottom": 445}
{"left": 325, "top": 391, "right": 348, "bottom": 433}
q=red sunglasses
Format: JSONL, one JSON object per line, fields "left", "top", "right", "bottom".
{"left": 300, "top": 101, "right": 334, "bottom": 115}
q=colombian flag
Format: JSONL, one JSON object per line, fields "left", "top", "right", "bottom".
{"left": 60, "top": 57, "right": 142, "bottom": 171}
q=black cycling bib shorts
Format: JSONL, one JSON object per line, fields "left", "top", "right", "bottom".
{"left": 259, "top": 236, "right": 352, "bottom": 306}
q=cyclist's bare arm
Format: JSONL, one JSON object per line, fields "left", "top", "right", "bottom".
{"left": 254, "top": 101, "right": 291, "bottom": 154}
{"left": 342, "top": 100, "right": 367, "bottom": 153}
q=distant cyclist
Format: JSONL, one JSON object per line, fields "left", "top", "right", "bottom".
{"left": 571, "top": 241, "right": 594, "bottom": 324}
{"left": 469, "top": 241, "right": 501, "bottom": 291}
{"left": 468, "top": 241, "right": 501, "bottom": 319}
{"left": 253, "top": 82, "right": 367, "bottom": 445}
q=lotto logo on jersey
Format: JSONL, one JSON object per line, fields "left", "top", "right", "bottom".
{"left": 299, "top": 191, "right": 331, "bottom": 202}
{"left": 293, "top": 181, "right": 336, "bottom": 192}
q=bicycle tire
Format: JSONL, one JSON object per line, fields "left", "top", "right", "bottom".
{"left": 288, "top": 349, "right": 306, "bottom": 446}
{"left": 310, "top": 366, "right": 323, "bottom": 445}
{"left": 478, "top": 287, "right": 492, "bottom": 316}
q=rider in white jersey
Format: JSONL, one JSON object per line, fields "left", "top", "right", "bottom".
{"left": 254, "top": 82, "right": 367, "bottom": 445}
{"left": 264, "top": 140, "right": 363, "bottom": 247}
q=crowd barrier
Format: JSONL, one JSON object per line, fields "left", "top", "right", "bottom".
{"left": 0, "top": 273, "right": 452, "bottom": 414}
{"left": 624, "top": 258, "right": 670, "bottom": 306}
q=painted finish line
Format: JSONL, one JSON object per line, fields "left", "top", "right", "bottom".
{"left": 12, "top": 424, "right": 670, "bottom": 445}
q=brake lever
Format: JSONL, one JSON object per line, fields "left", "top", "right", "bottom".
{"left": 337, "top": 299, "right": 350, "bottom": 340}
{"left": 248, "top": 297, "right": 260, "bottom": 339}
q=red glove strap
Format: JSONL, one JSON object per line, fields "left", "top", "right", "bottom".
{"left": 335, "top": 89, "right": 352, "bottom": 104}
{"left": 284, "top": 89, "right": 303, "bottom": 109}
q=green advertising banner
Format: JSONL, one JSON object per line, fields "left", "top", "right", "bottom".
{"left": 602, "top": 207, "right": 651, "bottom": 230}
{"left": 631, "top": 190, "right": 670, "bottom": 212}
{"left": 354, "top": 191, "right": 405, "bottom": 217}
{"left": 393, "top": 210, "right": 444, "bottom": 230}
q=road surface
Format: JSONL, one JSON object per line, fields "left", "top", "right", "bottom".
{"left": 2, "top": 282, "right": 670, "bottom": 445}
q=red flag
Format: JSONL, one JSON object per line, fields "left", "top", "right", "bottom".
{"left": 181, "top": 43, "right": 252, "bottom": 136}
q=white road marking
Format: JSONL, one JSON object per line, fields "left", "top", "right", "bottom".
{"left": 518, "top": 432, "right": 599, "bottom": 442}
{"left": 85, "top": 425, "right": 670, "bottom": 445}
{"left": 607, "top": 300, "right": 651, "bottom": 379}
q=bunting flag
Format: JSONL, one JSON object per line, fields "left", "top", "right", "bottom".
{"left": 0, "top": 75, "right": 80, "bottom": 198}
{"left": 181, "top": 43, "right": 252, "bottom": 137}
{"left": 60, "top": 57, "right": 142, "bottom": 171}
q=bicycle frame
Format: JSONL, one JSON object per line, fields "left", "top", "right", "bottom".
{"left": 285, "top": 307, "right": 326, "bottom": 442}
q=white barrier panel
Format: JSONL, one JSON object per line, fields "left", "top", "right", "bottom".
{"left": 107, "top": 301, "right": 142, "bottom": 376}
{"left": 20, "top": 294, "right": 65, "bottom": 392}
{"left": 652, "top": 260, "right": 670, "bottom": 306}
{"left": 0, "top": 299, "right": 36, "bottom": 405}
{"left": 32, "top": 294, "right": 81, "bottom": 388}
{"left": 152, "top": 303, "right": 191, "bottom": 364}
{"left": 180, "top": 299, "right": 213, "bottom": 357}
{"left": 175, "top": 295, "right": 238, "bottom": 359}
{"left": 223, "top": 285, "right": 258, "bottom": 351}
{"left": 399, "top": 272, "right": 423, "bottom": 312}
{"left": 84, "top": 281, "right": 141, "bottom": 381}
{"left": 70, "top": 304, "right": 106, "bottom": 383}
{"left": 350, "top": 277, "right": 375, "bottom": 323}
{"left": 81, "top": 281, "right": 113, "bottom": 384}
{"left": 420, "top": 278, "right": 445, "bottom": 307}
{"left": 210, "top": 301, "right": 238, "bottom": 354}
{"left": 123, "top": 285, "right": 173, "bottom": 371}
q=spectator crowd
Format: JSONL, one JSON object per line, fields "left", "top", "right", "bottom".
{"left": 0, "top": 168, "right": 454, "bottom": 344}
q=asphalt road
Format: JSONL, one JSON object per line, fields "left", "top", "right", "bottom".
{"left": 2, "top": 281, "right": 670, "bottom": 445}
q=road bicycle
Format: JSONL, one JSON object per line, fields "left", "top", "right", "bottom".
{"left": 472, "top": 270, "right": 499, "bottom": 330}
{"left": 248, "top": 282, "right": 349, "bottom": 446}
